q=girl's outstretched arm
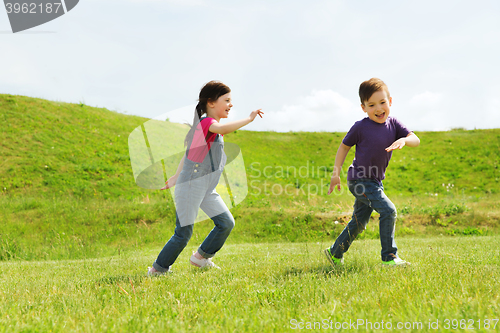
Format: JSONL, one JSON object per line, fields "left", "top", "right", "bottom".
{"left": 160, "top": 155, "right": 185, "bottom": 190}
{"left": 209, "top": 109, "right": 263, "bottom": 135}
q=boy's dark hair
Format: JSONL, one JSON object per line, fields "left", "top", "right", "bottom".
{"left": 184, "top": 80, "right": 231, "bottom": 147}
{"left": 359, "top": 78, "right": 390, "bottom": 105}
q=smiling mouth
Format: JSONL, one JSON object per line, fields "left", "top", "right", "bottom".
{"left": 375, "top": 112, "right": 385, "bottom": 119}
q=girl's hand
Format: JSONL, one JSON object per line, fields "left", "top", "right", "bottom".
{"left": 249, "top": 109, "right": 264, "bottom": 121}
{"left": 160, "top": 175, "right": 178, "bottom": 190}
{"left": 328, "top": 176, "right": 341, "bottom": 195}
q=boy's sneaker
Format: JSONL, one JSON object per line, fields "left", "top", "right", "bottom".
{"left": 323, "top": 248, "right": 344, "bottom": 266}
{"left": 147, "top": 266, "right": 171, "bottom": 276}
{"left": 190, "top": 253, "right": 220, "bottom": 269}
{"left": 381, "top": 257, "right": 410, "bottom": 267}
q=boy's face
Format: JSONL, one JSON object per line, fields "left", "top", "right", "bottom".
{"left": 361, "top": 90, "right": 392, "bottom": 124}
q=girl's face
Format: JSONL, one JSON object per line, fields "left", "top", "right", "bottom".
{"left": 207, "top": 92, "right": 233, "bottom": 121}
{"left": 361, "top": 90, "right": 392, "bottom": 124}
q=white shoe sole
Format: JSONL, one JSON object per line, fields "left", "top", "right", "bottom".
{"left": 190, "top": 255, "right": 220, "bottom": 269}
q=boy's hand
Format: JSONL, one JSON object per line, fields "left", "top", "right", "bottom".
{"left": 328, "top": 176, "right": 341, "bottom": 195}
{"left": 386, "top": 133, "right": 420, "bottom": 152}
{"left": 385, "top": 138, "right": 406, "bottom": 152}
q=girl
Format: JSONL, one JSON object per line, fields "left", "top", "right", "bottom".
{"left": 148, "top": 81, "right": 263, "bottom": 275}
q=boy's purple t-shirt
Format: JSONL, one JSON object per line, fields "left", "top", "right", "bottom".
{"left": 342, "top": 116, "right": 411, "bottom": 183}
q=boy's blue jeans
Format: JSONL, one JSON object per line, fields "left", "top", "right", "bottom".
{"left": 330, "top": 178, "right": 398, "bottom": 262}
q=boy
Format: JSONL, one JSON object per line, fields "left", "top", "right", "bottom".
{"left": 324, "top": 78, "right": 420, "bottom": 266}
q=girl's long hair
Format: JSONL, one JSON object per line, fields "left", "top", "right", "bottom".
{"left": 184, "top": 81, "right": 231, "bottom": 147}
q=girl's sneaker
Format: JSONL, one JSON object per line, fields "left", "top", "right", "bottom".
{"left": 147, "top": 266, "right": 171, "bottom": 276}
{"left": 382, "top": 257, "right": 410, "bottom": 267}
{"left": 323, "top": 248, "right": 344, "bottom": 266}
{"left": 190, "top": 253, "right": 220, "bottom": 269}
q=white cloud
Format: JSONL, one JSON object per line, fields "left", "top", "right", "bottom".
{"left": 478, "top": 97, "right": 500, "bottom": 129}
{"left": 0, "top": 44, "right": 42, "bottom": 86}
{"left": 402, "top": 91, "right": 453, "bottom": 131}
{"left": 245, "top": 89, "right": 359, "bottom": 132}
{"left": 409, "top": 91, "right": 443, "bottom": 107}
{"left": 1, "top": 0, "right": 500, "bottom": 132}
{"left": 153, "top": 104, "right": 197, "bottom": 125}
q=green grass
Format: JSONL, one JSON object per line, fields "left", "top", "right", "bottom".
{"left": 0, "top": 94, "right": 144, "bottom": 199}
{"left": 2, "top": 93, "right": 500, "bottom": 200}
{"left": 1, "top": 236, "right": 499, "bottom": 332}
{"left": 1, "top": 94, "right": 500, "bottom": 331}
{"left": 1, "top": 193, "right": 497, "bottom": 261}
{"left": 1, "top": 93, "right": 500, "bottom": 261}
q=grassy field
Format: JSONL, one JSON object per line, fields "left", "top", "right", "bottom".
{"left": 1, "top": 93, "right": 499, "bottom": 261}
{"left": 1, "top": 94, "right": 500, "bottom": 331}
{"left": 0, "top": 237, "right": 499, "bottom": 332}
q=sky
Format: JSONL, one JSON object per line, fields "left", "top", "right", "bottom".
{"left": 1, "top": 0, "right": 500, "bottom": 132}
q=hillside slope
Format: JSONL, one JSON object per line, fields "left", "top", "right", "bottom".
{"left": 1, "top": 94, "right": 148, "bottom": 199}
{"left": 1, "top": 94, "right": 499, "bottom": 260}
{"left": 1, "top": 93, "right": 500, "bottom": 198}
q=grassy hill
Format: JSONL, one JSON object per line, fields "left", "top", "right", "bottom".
{"left": 1, "top": 94, "right": 146, "bottom": 199}
{"left": 2, "top": 94, "right": 500, "bottom": 198}
{"left": 1, "top": 94, "right": 499, "bottom": 261}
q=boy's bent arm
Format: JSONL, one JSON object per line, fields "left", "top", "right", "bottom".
{"left": 328, "top": 143, "right": 351, "bottom": 195}
{"left": 333, "top": 143, "right": 351, "bottom": 177}
{"left": 385, "top": 132, "right": 420, "bottom": 152}
{"left": 404, "top": 132, "right": 420, "bottom": 147}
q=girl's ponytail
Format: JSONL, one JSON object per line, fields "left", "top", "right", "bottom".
{"left": 184, "top": 102, "right": 205, "bottom": 147}
{"left": 184, "top": 80, "right": 231, "bottom": 148}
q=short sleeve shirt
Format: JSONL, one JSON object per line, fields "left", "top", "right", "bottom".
{"left": 187, "top": 117, "right": 221, "bottom": 163}
{"left": 343, "top": 116, "right": 411, "bottom": 183}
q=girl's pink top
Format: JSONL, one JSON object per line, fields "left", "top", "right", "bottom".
{"left": 187, "top": 117, "right": 221, "bottom": 163}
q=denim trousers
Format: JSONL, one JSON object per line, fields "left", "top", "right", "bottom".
{"left": 330, "top": 178, "right": 398, "bottom": 262}
{"left": 152, "top": 209, "right": 235, "bottom": 272}
{"left": 153, "top": 138, "right": 234, "bottom": 272}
